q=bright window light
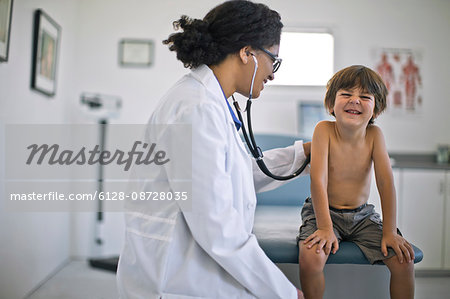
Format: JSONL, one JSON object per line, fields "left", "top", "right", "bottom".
{"left": 269, "top": 31, "right": 334, "bottom": 86}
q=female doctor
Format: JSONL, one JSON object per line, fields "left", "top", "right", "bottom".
{"left": 117, "top": 1, "right": 309, "bottom": 298}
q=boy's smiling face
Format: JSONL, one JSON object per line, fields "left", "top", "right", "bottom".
{"left": 331, "top": 87, "right": 376, "bottom": 128}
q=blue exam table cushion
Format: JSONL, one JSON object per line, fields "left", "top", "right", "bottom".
{"left": 253, "top": 205, "right": 423, "bottom": 265}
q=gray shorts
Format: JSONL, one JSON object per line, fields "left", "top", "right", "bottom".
{"left": 297, "top": 197, "right": 402, "bottom": 264}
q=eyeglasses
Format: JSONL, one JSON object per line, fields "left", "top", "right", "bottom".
{"left": 258, "top": 47, "right": 282, "bottom": 73}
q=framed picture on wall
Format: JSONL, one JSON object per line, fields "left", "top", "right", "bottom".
{"left": 0, "top": 0, "right": 14, "bottom": 62}
{"left": 119, "top": 39, "right": 154, "bottom": 67}
{"left": 31, "top": 9, "right": 61, "bottom": 97}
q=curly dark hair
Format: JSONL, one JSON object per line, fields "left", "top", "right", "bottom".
{"left": 163, "top": 0, "right": 283, "bottom": 68}
{"left": 324, "top": 65, "right": 388, "bottom": 125}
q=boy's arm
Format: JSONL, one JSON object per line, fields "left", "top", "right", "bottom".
{"left": 372, "top": 126, "right": 415, "bottom": 263}
{"left": 306, "top": 121, "right": 339, "bottom": 255}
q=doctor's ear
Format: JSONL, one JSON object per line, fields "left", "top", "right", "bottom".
{"left": 239, "top": 47, "right": 252, "bottom": 64}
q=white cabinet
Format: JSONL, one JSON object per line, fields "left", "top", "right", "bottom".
{"left": 368, "top": 167, "right": 450, "bottom": 270}
{"left": 399, "top": 169, "right": 446, "bottom": 270}
{"left": 368, "top": 168, "right": 401, "bottom": 221}
{"left": 444, "top": 172, "right": 450, "bottom": 269}
{"left": 343, "top": 158, "right": 450, "bottom": 270}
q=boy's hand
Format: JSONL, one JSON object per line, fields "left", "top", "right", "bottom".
{"left": 381, "top": 233, "right": 415, "bottom": 264}
{"left": 304, "top": 229, "right": 339, "bottom": 255}
{"left": 302, "top": 142, "right": 311, "bottom": 158}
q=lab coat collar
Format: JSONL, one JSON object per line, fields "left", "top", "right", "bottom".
{"left": 191, "top": 65, "right": 241, "bottom": 130}
{"left": 191, "top": 65, "right": 223, "bottom": 100}
{"left": 191, "top": 65, "right": 248, "bottom": 155}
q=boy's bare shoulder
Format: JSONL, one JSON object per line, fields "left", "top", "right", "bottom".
{"left": 366, "top": 124, "right": 384, "bottom": 138}
{"left": 315, "top": 120, "right": 335, "bottom": 131}
{"left": 313, "top": 120, "right": 334, "bottom": 138}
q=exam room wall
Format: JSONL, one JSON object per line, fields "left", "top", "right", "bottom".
{"left": 255, "top": 0, "right": 450, "bottom": 152}
{"left": 0, "top": 1, "right": 80, "bottom": 298}
{"left": 71, "top": 0, "right": 450, "bottom": 154}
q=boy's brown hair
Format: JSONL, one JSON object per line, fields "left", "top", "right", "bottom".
{"left": 324, "top": 65, "right": 388, "bottom": 125}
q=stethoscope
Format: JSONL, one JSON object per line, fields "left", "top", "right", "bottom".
{"left": 231, "top": 53, "right": 310, "bottom": 181}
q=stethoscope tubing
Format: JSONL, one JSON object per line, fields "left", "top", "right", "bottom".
{"left": 232, "top": 53, "right": 310, "bottom": 181}
{"left": 233, "top": 98, "right": 310, "bottom": 181}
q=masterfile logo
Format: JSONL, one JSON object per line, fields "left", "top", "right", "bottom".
{"left": 25, "top": 141, "right": 170, "bottom": 171}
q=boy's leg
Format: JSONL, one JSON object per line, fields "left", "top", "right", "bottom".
{"left": 297, "top": 198, "right": 342, "bottom": 299}
{"left": 348, "top": 204, "right": 415, "bottom": 299}
{"left": 384, "top": 256, "right": 415, "bottom": 299}
{"left": 298, "top": 241, "right": 328, "bottom": 299}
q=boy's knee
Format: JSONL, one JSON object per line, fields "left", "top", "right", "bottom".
{"left": 299, "top": 244, "right": 327, "bottom": 273}
{"left": 385, "top": 257, "right": 415, "bottom": 275}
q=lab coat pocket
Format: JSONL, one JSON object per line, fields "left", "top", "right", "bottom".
{"left": 119, "top": 212, "right": 178, "bottom": 298}
{"left": 126, "top": 211, "right": 176, "bottom": 242}
{"left": 123, "top": 211, "right": 177, "bottom": 276}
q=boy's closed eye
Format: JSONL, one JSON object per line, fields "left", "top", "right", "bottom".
{"left": 360, "top": 95, "right": 374, "bottom": 101}
{"left": 339, "top": 91, "right": 374, "bottom": 101}
{"left": 340, "top": 92, "right": 352, "bottom": 97}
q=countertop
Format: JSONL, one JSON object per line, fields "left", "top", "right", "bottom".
{"left": 389, "top": 153, "right": 450, "bottom": 170}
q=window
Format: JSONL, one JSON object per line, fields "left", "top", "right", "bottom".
{"left": 269, "top": 31, "right": 334, "bottom": 86}
{"left": 297, "top": 101, "right": 333, "bottom": 138}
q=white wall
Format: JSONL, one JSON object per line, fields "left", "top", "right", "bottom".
{"left": 0, "top": 0, "right": 79, "bottom": 298}
{"left": 71, "top": 0, "right": 450, "bottom": 152}
{"left": 259, "top": 0, "right": 450, "bottom": 152}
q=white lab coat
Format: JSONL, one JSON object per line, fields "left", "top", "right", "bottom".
{"left": 116, "top": 65, "right": 309, "bottom": 299}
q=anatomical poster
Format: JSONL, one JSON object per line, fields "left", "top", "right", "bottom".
{"left": 373, "top": 48, "right": 423, "bottom": 114}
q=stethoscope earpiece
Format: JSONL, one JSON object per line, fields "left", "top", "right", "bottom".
{"left": 248, "top": 54, "right": 258, "bottom": 101}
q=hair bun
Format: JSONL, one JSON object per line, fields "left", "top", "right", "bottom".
{"left": 173, "top": 16, "right": 209, "bottom": 34}
{"left": 164, "top": 16, "right": 220, "bottom": 68}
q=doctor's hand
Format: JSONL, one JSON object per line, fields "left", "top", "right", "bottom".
{"left": 302, "top": 142, "right": 311, "bottom": 158}
{"left": 304, "top": 228, "right": 339, "bottom": 255}
{"left": 297, "top": 288, "right": 304, "bottom": 299}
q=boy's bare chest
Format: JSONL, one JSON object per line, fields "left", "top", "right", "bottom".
{"left": 328, "top": 140, "right": 373, "bottom": 180}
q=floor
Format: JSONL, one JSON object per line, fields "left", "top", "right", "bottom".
{"left": 26, "top": 260, "right": 118, "bottom": 299}
{"left": 26, "top": 260, "right": 450, "bottom": 299}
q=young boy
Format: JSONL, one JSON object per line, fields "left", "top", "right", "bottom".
{"left": 297, "top": 65, "right": 415, "bottom": 299}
